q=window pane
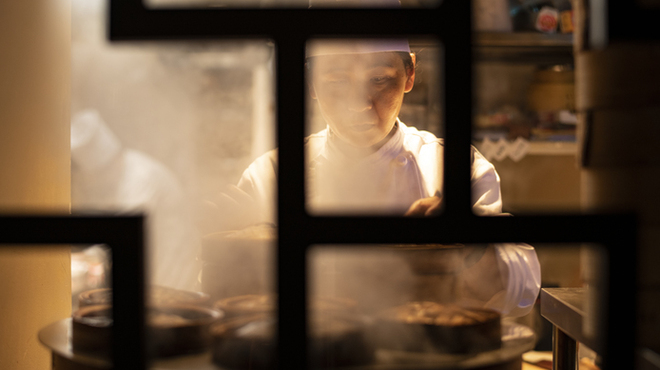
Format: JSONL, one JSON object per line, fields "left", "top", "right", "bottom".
{"left": 305, "top": 38, "right": 443, "bottom": 216}
{"left": 72, "top": 0, "right": 275, "bottom": 309}
{"left": 471, "top": 24, "right": 578, "bottom": 214}
{"left": 72, "top": 0, "right": 277, "bottom": 365}
{"left": 307, "top": 243, "right": 605, "bottom": 367}
{"left": 72, "top": 244, "right": 111, "bottom": 312}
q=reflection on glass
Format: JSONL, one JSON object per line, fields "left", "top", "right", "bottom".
{"left": 305, "top": 38, "right": 443, "bottom": 216}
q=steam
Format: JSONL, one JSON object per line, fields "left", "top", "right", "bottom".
{"left": 310, "top": 246, "right": 421, "bottom": 315}
{"left": 308, "top": 245, "right": 507, "bottom": 315}
{"left": 71, "top": 0, "right": 275, "bottom": 292}
{"left": 70, "top": 0, "right": 507, "bottom": 357}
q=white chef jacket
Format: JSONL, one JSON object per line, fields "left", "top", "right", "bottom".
{"left": 235, "top": 120, "right": 540, "bottom": 317}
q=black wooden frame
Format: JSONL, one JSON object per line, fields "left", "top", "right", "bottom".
{"left": 607, "top": 0, "right": 660, "bottom": 42}
{"left": 0, "top": 215, "right": 147, "bottom": 369}
{"left": 53, "top": 0, "right": 641, "bottom": 368}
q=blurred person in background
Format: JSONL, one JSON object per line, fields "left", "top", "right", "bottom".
{"left": 71, "top": 109, "right": 200, "bottom": 293}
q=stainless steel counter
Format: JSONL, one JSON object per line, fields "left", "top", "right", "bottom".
{"left": 540, "top": 287, "right": 600, "bottom": 370}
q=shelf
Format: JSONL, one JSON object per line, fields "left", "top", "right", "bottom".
{"left": 473, "top": 139, "right": 577, "bottom": 161}
{"left": 526, "top": 141, "right": 577, "bottom": 156}
{"left": 410, "top": 32, "right": 574, "bottom": 64}
{"left": 474, "top": 32, "right": 573, "bottom": 48}
{"left": 473, "top": 32, "right": 574, "bottom": 64}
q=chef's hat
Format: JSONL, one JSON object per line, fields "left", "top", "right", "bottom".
{"left": 306, "top": 0, "right": 410, "bottom": 57}
{"left": 71, "top": 109, "right": 122, "bottom": 171}
{"left": 306, "top": 39, "right": 410, "bottom": 58}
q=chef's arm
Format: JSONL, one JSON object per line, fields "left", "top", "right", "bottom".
{"left": 198, "top": 185, "right": 260, "bottom": 233}
{"left": 459, "top": 245, "right": 506, "bottom": 304}
{"left": 199, "top": 152, "right": 277, "bottom": 234}
{"left": 459, "top": 243, "right": 541, "bottom": 317}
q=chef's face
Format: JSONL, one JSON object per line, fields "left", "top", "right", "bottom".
{"left": 309, "top": 52, "right": 415, "bottom": 148}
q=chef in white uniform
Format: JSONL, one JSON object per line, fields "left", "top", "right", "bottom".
{"left": 72, "top": 109, "right": 200, "bottom": 291}
{"left": 211, "top": 38, "right": 540, "bottom": 317}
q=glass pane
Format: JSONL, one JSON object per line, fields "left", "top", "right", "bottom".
{"left": 72, "top": 244, "right": 111, "bottom": 311}
{"left": 69, "top": 243, "right": 112, "bottom": 360}
{"left": 145, "top": 0, "right": 442, "bottom": 9}
{"left": 305, "top": 38, "right": 443, "bottom": 216}
{"left": 306, "top": 243, "right": 605, "bottom": 368}
{"left": 72, "top": 0, "right": 275, "bottom": 278}
{"left": 472, "top": 0, "right": 578, "bottom": 215}
{"left": 531, "top": 243, "right": 607, "bottom": 362}
{"left": 472, "top": 61, "right": 578, "bottom": 215}
{"left": 70, "top": 0, "right": 276, "bottom": 365}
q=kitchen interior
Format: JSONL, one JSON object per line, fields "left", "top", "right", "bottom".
{"left": 0, "top": 0, "right": 659, "bottom": 369}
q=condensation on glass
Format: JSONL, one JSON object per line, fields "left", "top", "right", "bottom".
{"left": 304, "top": 38, "right": 444, "bottom": 216}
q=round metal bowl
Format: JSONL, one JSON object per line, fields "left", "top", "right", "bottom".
{"left": 71, "top": 303, "right": 223, "bottom": 358}
{"left": 71, "top": 305, "right": 113, "bottom": 356}
{"left": 213, "top": 294, "right": 358, "bottom": 319}
{"left": 210, "top": 313, "right": 374, "bottom": 370}
{"left": 371, "top": 302, "right": 502, "bottom": 354}
{"left": 77, "top": 286, "right": 210, "bottom": 308}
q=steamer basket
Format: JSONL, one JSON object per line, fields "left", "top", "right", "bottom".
{"left": 372, "top": 302, "right": 502, "bottom": 354}
{"left": 213, "top": 294, "right": 358, "bottom": 320}
{"left": 71, "top": 304, "right": 223, "bottom": 358}
{"left": 210, "top": 313, "right": 374, "bottom": 370}
{"left": 77, "top": 286, "right": 210, "bottom": 308}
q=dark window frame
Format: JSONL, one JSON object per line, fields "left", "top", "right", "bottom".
{"left": 65, "top": 0, "right": 643, "bottom": 368}
{"left": 0, "top": 215, "right": 147, "bottom": 370}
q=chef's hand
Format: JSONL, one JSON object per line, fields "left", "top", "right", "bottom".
{"left": 404, "top": 195, "right": 443, "bottom": 217}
